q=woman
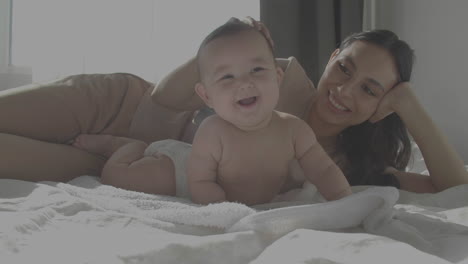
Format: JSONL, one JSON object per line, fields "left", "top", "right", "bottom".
{"left": 251, "top": 20, "right": 468, "bottom": 193}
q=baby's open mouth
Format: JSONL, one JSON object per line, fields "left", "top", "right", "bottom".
{"left": 238, "top": 96, "right": 257, "bottom": 106}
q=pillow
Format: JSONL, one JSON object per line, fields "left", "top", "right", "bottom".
{"left": 151, "top": 57, "right": 202, "bottom": 111}
{"left": 151, "top": 56, "right": 316, "bottom": 120}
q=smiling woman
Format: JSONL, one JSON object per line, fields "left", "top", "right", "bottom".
{"left": 309, "top": 33, "right": 412, "bottom": 188}
{"left": 7, "top": 0, "right": 259, "bottom": 85}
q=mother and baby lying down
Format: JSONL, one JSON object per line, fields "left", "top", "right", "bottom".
{"left": 1, "top": 17, "right": 468, "bottom": 206}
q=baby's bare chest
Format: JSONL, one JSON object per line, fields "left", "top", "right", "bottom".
{"left": 216, "top": 133, "right": 295, "bottom": 204}
{"left": 219, "top": 131, "right": 294, "bottom": 171}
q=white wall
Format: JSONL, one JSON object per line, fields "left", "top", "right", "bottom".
{"left": 6, "top": 0, "right": 258, "bottom": 86}
{"left": 372, "top": 0, "right": 468, "bottom": 163}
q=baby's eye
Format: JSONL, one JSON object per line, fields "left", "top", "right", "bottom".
{"left": 220, "top": 74, "right": 234, "bottom": 80}
{"left": 362, "top": 85, "right": 376, "bottom": 96}
{"left": 251, "top": 67, "right": 265, "bottom": 73}
{"left": 338, "top": 63, "right": 350, "bottom": 76}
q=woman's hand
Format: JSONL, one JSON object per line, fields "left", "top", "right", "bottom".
{"left": 369, "top": 82, "right": 416, "bottom": 123}
{"left": 372, "top": 82, "right": 468, "bottom": 192}
{"left": 243, "top": 16, "right": 275, "bottom": 48}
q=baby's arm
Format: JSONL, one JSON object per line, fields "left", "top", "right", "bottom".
{"left": 187, "top": 116, "right": 226, "bottom": 204}
{"left": 292, "top": 119, "right": 352, "bottom": 200}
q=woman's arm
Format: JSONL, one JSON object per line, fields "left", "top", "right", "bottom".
{"left": 371, "top": 82, "right": 468, "bottom": 192}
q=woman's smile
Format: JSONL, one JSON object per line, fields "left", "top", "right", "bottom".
{"left": 327, "top": 91, "right": 350, "bottom": 113}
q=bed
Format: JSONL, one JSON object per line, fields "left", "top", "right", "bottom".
{"left": 2, "top": 162, "right": 468, "bottom": 263}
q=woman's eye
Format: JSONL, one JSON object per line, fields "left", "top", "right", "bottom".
{"left": 251, "top": 67, "right": 265, "bottom": 73}
{"left": 362, "top": 85, "right": 376, "bottom": 96}
{"left": 338, "top": 63, "right": 350, "bottom": 76}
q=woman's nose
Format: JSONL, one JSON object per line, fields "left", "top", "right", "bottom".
{"left": 336, "top": 83, "right": 352, "bottom": 97}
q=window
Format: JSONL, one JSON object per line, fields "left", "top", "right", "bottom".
{"left": 10, "top": 0, "right": 259, "bottom": 83}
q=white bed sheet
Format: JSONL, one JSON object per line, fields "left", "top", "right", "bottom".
{"left": 1, "top": 175, "right": 468, "bottom": 264}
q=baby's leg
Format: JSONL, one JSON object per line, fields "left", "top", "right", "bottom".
{"left": 101, "top": 141, "right": 176, "bottom": 196}
{"left": 73, "top": 134, "right": 142, "bottom": 158}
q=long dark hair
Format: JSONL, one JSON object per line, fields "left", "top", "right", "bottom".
{"left": 337, "top": 29, "right": 415, "bottom": 188}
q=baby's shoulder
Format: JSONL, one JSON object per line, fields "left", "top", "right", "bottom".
{"left": 274, "top": 110, "right": 316, "bottom": 138}
{"left": 274, "top": 110, "right": 308, "bottom": 127}
{"left": 198, "top": 114, "right": 231, "bottom": 131}
{"left": 192, "top": 115, "right": 226, "bottom": 146}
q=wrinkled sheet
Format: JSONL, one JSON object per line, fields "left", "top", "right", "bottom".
{"left": 1, "top": 176, "right": 468, "bottom": 264}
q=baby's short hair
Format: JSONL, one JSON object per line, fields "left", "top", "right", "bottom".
{"left": 196, "top": 17, "right": 274, "bottom": 59}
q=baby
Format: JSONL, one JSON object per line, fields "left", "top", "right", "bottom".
{"left": 73, "top": 18, "right": 352, "bottom": 205}
{"left": 187, "top": 18, "right": 351, "bottom": 205}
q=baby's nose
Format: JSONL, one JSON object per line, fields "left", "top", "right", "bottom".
{"left": 238, "top": 75, "right": 254, "bottom": 90}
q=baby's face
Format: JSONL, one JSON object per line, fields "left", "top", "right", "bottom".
{"left": 196, "top": 30, "right": 282, "bottom": 131}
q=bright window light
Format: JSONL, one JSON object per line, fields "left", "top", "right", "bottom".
{"left": 11, "top": 0, "right": 259, "bottom": 83}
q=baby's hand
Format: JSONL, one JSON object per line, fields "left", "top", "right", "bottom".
{"left": 189, "top": 181, "right": 226, "bottom": 204}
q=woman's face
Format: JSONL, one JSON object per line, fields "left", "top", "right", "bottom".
{"left": 314, "top": 41, "right": 399, "bottom": 130}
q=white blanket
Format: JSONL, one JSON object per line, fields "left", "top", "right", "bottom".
{"left": 1, "top": 176, "right": 468, "bottom": 264}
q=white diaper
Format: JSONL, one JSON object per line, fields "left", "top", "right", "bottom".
{"left": 143, "top": 139, "right": 192, "bottom": 199}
